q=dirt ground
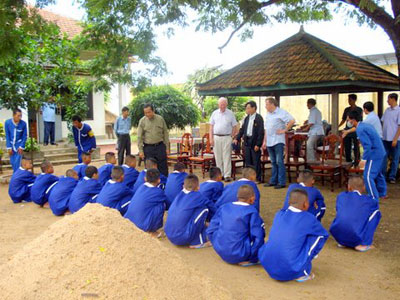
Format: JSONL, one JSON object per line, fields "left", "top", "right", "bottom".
{"left": 0, "top": 162, "right": 399, "bottom": 299}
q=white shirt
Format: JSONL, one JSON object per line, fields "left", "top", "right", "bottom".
{"left": 210, "top": 108, "right": 238, "bottom": 135}
{"left": 364, "top": 111, "right": 383, "bottom": 138}
{"left": 264, "top": 107, "right": 294, "bottom": 147}
{"left": 308, "top": 107, "right": 324, "bottom": 136}
{"left": 246, "top": 113, "right": 256, "bottom": 136}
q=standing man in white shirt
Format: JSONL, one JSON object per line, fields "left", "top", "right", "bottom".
{"left": 209, "top": 97, "right": 238, "bottom": 182}
{"left": 262, "top": 97, "right": 295, "bottom": 189}
{"left": 299, "top": 98, "right": 324, "bottom": 162}
{"left": 42, "top": 97, "right": 57, "bottom": 146}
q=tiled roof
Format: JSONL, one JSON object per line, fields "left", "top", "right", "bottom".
{"left": 37, "top": 9, "right": 82, "bottom": 38}
{"left": 198, "top": 28, "right": 399, "bottom": 94}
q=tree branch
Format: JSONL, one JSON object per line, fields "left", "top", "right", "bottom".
{"left": 218, "top": 0, "right": 282, "bottom": 52}
{"left": 391, "top": 0, "right": 400, "bottom": 20}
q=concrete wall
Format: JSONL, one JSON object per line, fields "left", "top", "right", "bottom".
{"left": 106, "top": 83, "right": 132, "bottom": 116}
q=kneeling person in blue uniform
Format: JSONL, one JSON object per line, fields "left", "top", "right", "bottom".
{"left": 259, "top": 189, "right": 329, "bottom": 282}
{"left": 330, "top": 176, "right": 381, "bottom": 252}
{"left": 216, "top": 167, "right": 260, "bottom": 211}
{"left": 122, "top": 154, "right": 139, "bottom": 189}
{"left": 283, "top": 170, "right": 326, "bottom": 221}
{"left": 73, "top": 152, "right": 91, "bottom": 180}
{"left": 96, "top": 166, "right": 133, "bottom": 215}
{"left": 199, "top": 167, "right": 224, "bottom": 204}
{"left": 98, "top": 152, "right": 116, "bottom": 186}
{"left": 69, "top": 166, "right": 103, "bottom": 213}
{"left": 8, "top": 157, "right": 36, "bottom": 203}
{"left": 165, "top": 162, "right": 188, "bottom": 209}
{"left": 47, "top": 169, "right": 79, "bottom": 216}
{"left": 124, "top": 168, "right": 167, "bottom": 235}
{"left": 31, "top": 160, "right": 58, "bottom": 207}
{"left": 132, "top": 158, "right": 167, "bottom": 194}
{"left": 165, "top": 174, "right": 216, "bottom": 248}
{"left": 207, "top": 184, "right": 265, "bottom": 266}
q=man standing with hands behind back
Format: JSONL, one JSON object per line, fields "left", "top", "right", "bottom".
{"left": 137, "top": 104, "right": 169, "bottom": 176}
{"left": 209, "top": 97, "right": 238, "bottom": 182}
{"left": 115, "top": 106, "right": 132, "bottom": 165}
{"left": 234, "top": 101, "right": 264, "bottom": 182}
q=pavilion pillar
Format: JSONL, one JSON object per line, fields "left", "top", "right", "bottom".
{"left": 331, "top": 92, "right": 339, "bottom": 134}
{"left": 275, "top": 94, "right": 280, "bottom": 106}
{"left": 377, "top": 91, "right": 384, "bottom": 118}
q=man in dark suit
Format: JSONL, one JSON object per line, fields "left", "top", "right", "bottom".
{"left": 234, "top": 101, "right": 265, "bottom": 182}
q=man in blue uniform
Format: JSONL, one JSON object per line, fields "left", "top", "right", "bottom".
{"left": 47, "top": 169, "right": 79, "bottom": 216}
{"left": 215, "top": 167, "right": 260, "bottom": 211}
{"left": 72, "top": 115, "right": 96, "bottom": 163}
{"left": 5, "top": 108, "right": 27, "bottom": 172}
{"left": 96, "top": 166, "right": 133, "bottom": 215}
{"left": 330, "top": 176, "right": 381, "bottom": 252}
{"left": 283, "top": 170, "right": 326, "bottom": 221}
{"left": 8, "top": 157, "right": 36, "bottom": 203}
{"left": 165, "top": 174, "right": 215, "bottom": 248}
{"left": 122, "top": 154, "right": 139, "bottom": 189}
{"left": 73, "top": 152, "right": 91, "bottom": 180}
{"left": 124, "top": 168, "right": 167, "bottom": 234}
{"left": 69, "top": 166, "right": 103, "bottom": 213}
{"left": 165, "top": 162, "right": 188, "bottom": 209}
{"left": 259, "top": 189, "right": 329, "bottom": 282}
{"left": 132, "top": 158, "right": 167, "bottom": 194}
{"left": 199, "top": 167, "right": 224, "bottom": 204}
{"left": 31, "top": 160, "right": 59, "bottom": 207}
{"left": 208, "top": 185, "right": 265, "bottom": 265}
{"left": 347, "top": 110, "right": 387, "bottom": 200}
{"left": 98, "top": 152, "right": 117, "bottom": 186}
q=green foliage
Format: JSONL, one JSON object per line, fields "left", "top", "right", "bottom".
{"left": 0, "top": 122, "right": 5, "bottom": 139}
{"left": 203, "top": 96, "right": 249, "bottom": 121}
{"left": 130, "top": 85, "right": 200, "bottom": 130}
{"left": 24, "top": 138, "right": 41, "bottom": 152}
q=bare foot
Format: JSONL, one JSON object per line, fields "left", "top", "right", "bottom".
{"left": 189, "top": 241, "right": 212, "bottom": 249}
{"left": 355, "top": 245, "right": 373, "bottom": 252}
{"left": 64, "top": 210, "right": 71, "bottom": 215}
{"left": 150, "top": 231, "right": 165, "bottom": 239}
{"left": 295, "top": 273, "right": 315, "bottom": 282}
{"left": 42, "top": 202, "right": 50, "bottom": 209}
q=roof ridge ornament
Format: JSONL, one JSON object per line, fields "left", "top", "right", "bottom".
{"left": 299, "top": 25, "right": 305, "bottom": 34}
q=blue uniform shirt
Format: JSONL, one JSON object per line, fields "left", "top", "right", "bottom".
{"left": 69, "top": 177, "right": 103, "bottom": 213}
{"left": 216, "top": 179, "right": 260, "bottom": 212}
{"left": 356, "top": 122, "right": 385, "bottom": 161}
{"left": 132, "top": 170, "right": 167, "bottom": 194}
{"left": 73, "top": 163, "right": 89, "bottom": 180}
{"left": 199, "top": 180, "right": 224, "bottom": 204}
{"left": 42, "top": 103, "right": 56, "bottom": 122}
{"left": 124, "top": 183, "right": 166, "bottom": 232}
{"left": 5, "top": 119, "right": 27, "bottom": 152}
{"left": 96, "top": 180, "right": 133, "bottom": 214}
{"left": 98, "top": 163, "right": 114, "bottom": 186}
{"left": 330, "top": 191, "right": 381, "bottom": 248}
{"left": 207, "top": 202, "right": 265, "bottom": 264}
{"left": 283, "top": 183, "right": 326, "bottom": 221}
{"left": 165, "top": 171, "right": 188, "bottom": 208}
{"left": 72, "top": 123, "right": 96, "bottom": 152}
{"left": 31, "top": 173, "right": 59, "bottom": 206}
{"left": 8, "top": 167, "right": 36, "bottom": 203}
{"left": 47, "top": 176, "right": 78, "bottom": 216}
{"left": 122, "top": 165, "right": 140, "bottom": 189}
{"left": 114, "top": 116, "right": 131, "bottom": 135}
{"left": 165, "top": 190, "right": 215, "bottom": 246}
{"left": 258, "top": 206, "right": 329, "bottom": 281}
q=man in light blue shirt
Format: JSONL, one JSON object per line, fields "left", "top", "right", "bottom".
{"left": 262, "top": 97, "right": 295, "bottom": 189}
{"left": 114, "top": 106, "right": 132, "bottom": 165}
{"left": 381, "top": 93, "right": 400, "bottom": 184}
{"left": 300, "top": 98, "right": 324, "bottom": 162}
{"left": 42, "top": 99, "right": 57, "bottom": 146}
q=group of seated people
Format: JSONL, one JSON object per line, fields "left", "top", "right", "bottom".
{"left": 8, "top": 153, "right": 381, "bottom": 282}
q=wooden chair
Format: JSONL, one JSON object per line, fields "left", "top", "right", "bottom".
{"left": 260, "top": 147, "right": 271, "bottom": 183}
{"left": 167, "top": 133, "right": 194, "bottom": 167}
{"left": 231, "top": 142, "right": 244, "bottom": 180}
{"left": 309, "top": 134, "right": 348, "bottom": 192}
{"left": 285, "top": 134, "right": 307, "bottom": 183}
{"left": 188, "top": 133, "right": 215, "bottom": 178}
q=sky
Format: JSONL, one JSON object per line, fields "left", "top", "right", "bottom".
{"left": 43, "top": 1, "right": 395, "bottom": 85}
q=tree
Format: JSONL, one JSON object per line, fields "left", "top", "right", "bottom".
{"left": 203, "top": 96, "right": 249, "bottom": 122}
{"left": 183, "top": 66, "right": 223, "bottom": 117}
{"left": 129, "top": 85, "right": 200, "bottom": 129}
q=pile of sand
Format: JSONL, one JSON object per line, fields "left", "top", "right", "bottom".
{"left": 0, "top": 204, "right": 231, "bottom": 299}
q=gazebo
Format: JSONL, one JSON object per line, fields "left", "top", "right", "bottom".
{"left": 197, "top": 27, "right": 399, "bottom": 133}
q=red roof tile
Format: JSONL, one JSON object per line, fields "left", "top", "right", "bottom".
{"left": 36, "top": 9, "right": 82, "bottom": 38}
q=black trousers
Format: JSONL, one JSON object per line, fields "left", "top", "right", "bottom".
{"left": 344, "top": 133, "right": 360, "bottom": 164}
{"left": 118, "top": 134, "right": 131, "bottom": 165}
{"left": 244, "top": 145, "right": 262, "bottom": 181}
{"left": 143, "top": 142, "right": 168, "bottom": 176}
{"left": 44, "top": 121, "right": 55, "bottom": 144}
